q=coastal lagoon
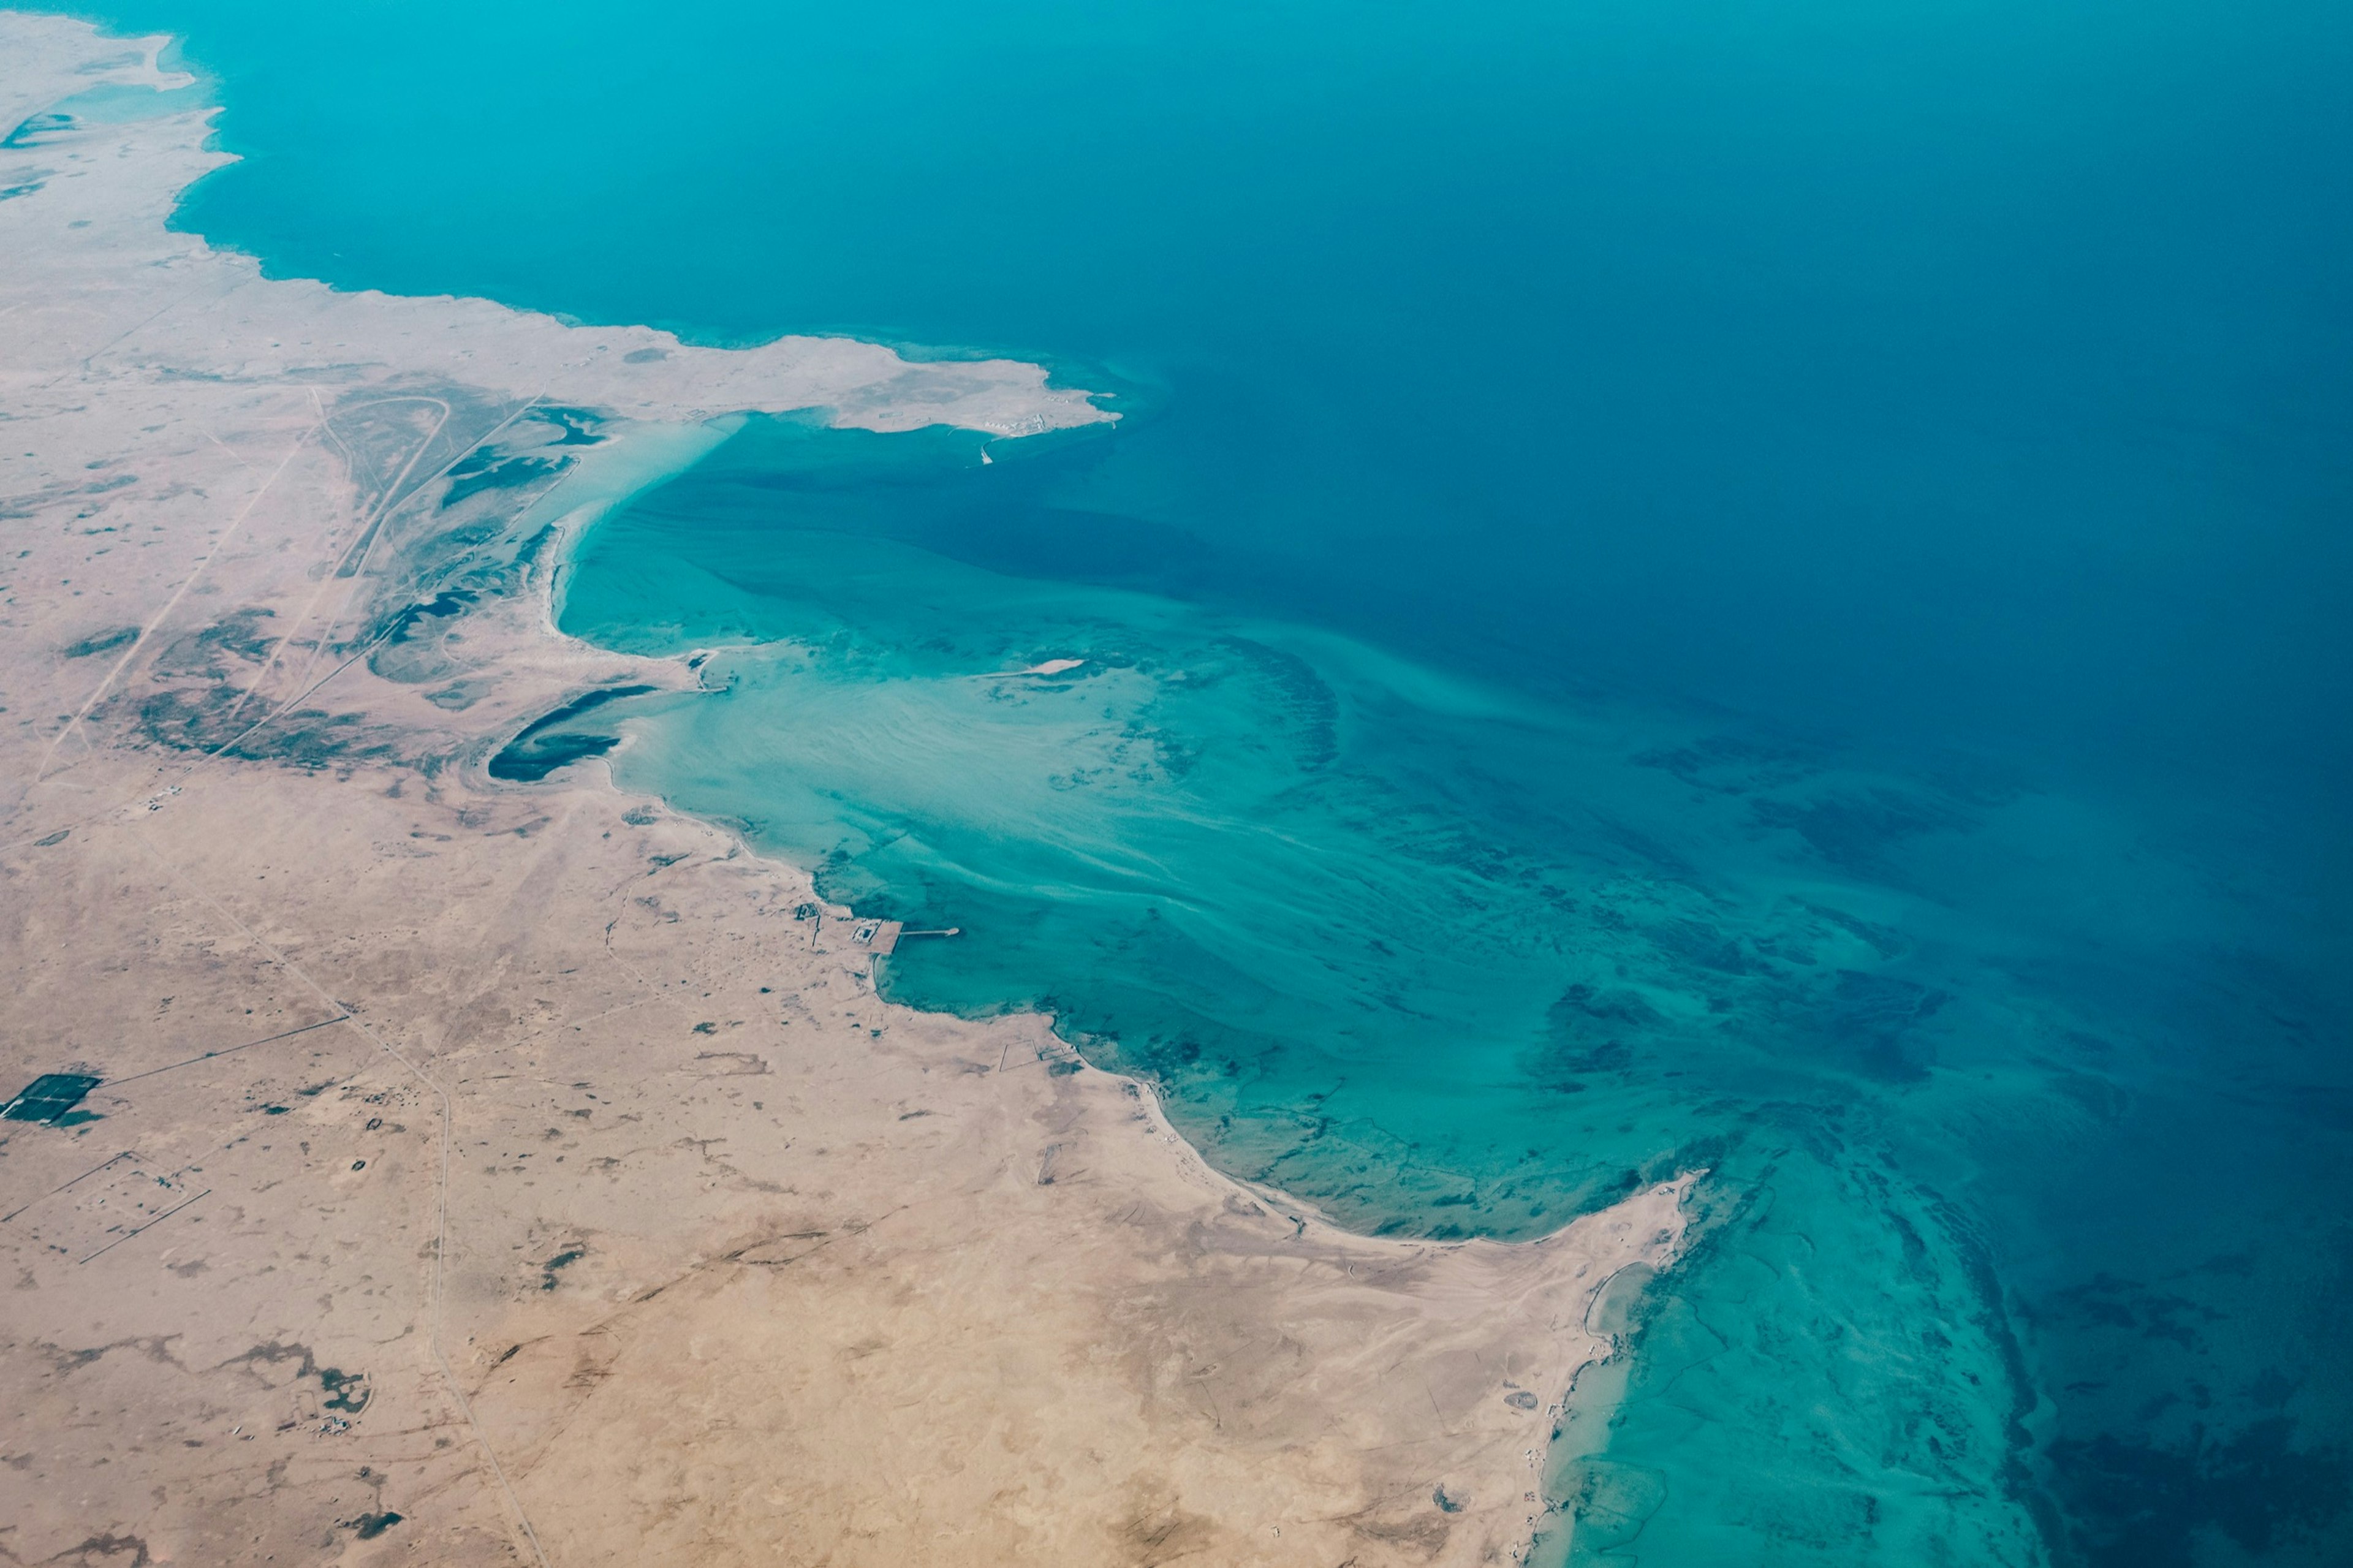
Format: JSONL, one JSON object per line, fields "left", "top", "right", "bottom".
{"left": 101, "top": 0, "right": 2353, "bottom": 1561}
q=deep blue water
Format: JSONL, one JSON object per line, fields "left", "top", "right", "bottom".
{"left": 83, "top": 1, "right": 2353, "bottom": 1561}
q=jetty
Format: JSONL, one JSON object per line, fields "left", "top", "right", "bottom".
{"left": 848, "top": 921, "right": 962, "bottom": 957}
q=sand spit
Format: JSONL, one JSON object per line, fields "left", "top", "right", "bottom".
{"left": 0, "top": 13, "right": 1689, "bottom": 1566}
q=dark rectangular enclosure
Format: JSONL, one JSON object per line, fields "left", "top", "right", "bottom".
{"left": 1, "top": 1073, "right": 101, "bottom": 1124}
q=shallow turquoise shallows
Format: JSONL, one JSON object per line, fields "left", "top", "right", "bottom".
{"left": 93, "top": 0, "right": 2353, "bottom": 1562}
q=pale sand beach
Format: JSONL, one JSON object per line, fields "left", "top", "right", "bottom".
{"left": 0, "top": 14, "right": 1691, "bottom": 1565}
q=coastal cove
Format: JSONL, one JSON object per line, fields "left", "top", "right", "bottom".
{"left": 1, "top": 17, "right": 1711, "bottom": 1565}
{"left": 71, "top": 1, "right": 2353, "bottom": 1564}
{"left": 547, "top": 414, "right": 2342, "bottom": 1567}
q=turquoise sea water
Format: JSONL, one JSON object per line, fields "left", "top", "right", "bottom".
{"left": 82, "top": 1, "right": 2353, "bottom": 1562}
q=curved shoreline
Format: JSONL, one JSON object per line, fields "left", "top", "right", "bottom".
{"left": 1, "top": 12, "right": 1694, "bottom": 1564}
{"left": 525, "top": 416, "right": 1697, "bottom": 1262}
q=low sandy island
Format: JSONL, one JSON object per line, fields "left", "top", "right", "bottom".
{"left": 0, "top": 15, "right": 1691, "bottom": 1565}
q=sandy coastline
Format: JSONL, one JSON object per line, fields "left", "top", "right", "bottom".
{"left": 0, "top": 14, "right": 1690, "bottom": 1565}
